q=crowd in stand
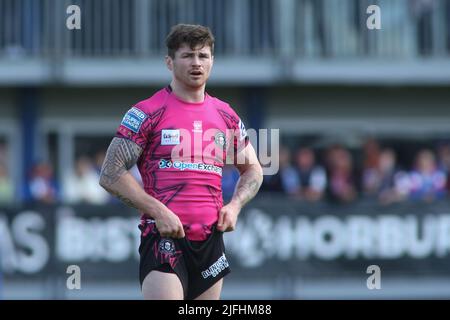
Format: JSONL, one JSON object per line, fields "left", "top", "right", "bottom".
{"left": 257, "top": 139, "right": 450, "bottom": 205}
{"left": 0, "top": 142, "right": 13, "bottom": 205}
{"left": 1, "top": 139, "right": 450, "bottom": 206}
{"left": 19, "top": 148, "right": 144, "bottom": 206}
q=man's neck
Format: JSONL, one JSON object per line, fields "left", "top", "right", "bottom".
{"left": 170, "top": 81, "right": 205, "bottom": 103}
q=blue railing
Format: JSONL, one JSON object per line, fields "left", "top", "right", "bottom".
{"left": 0, "top": 0, "right": 448, "bottom": 59}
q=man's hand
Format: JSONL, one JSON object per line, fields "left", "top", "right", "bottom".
{"left": 154, "top": 210, "right": 185, "bottom": 238}
{"left": 217, "top": 201, "right": 242, "bottom": 232}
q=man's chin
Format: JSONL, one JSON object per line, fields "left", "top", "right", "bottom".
{"left": 187, "top": 79, "right": 206, "bottom": 89}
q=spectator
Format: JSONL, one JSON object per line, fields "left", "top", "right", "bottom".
{"left": 376, "top": 149, "right": 409, "bottom": 205}
{"left": 0, "top": 162, "right": 13, "bottom": 205}
{"left": 93, "top": 149, "right": 107, "bottom": 174}
{"left": 437, "top": 142, "right": 450, "bottom": 192}
{"left": 222, "top": 165, "right": 240, "bottom": 202}
{"left": 0, "top": 143, "right": 7, "bottom": 165}
{"left": 28, "top": 162, "right": 59, "bottom": 204}
{"left": 64, "top": 156, "right": 110, "bottom": 205}
{"left": 409, "top": 149, "right": 447, "bottom": 202}
{"left": 262, "top": 145, "right": 299, "bottom": 196}
{"left": 361, "top": 139, "right": 381, "bottom": 197}
{"left": 294, "top": 147, "right": 327, "bottom": 202}
{"left": 325, "top": 145, "right": 357, "bottom": 203}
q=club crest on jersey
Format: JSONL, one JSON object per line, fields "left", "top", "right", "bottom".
{"left": 192, "top": 120, "right": 202, "bottom": 133}
{"left": 159, "top": 239, "right": 175, "bottom": 255}
{"left": 215, "top": 131, "right": 227, "bottom": 149}
{"left": 121, "top": 107, "right": 147, "bottom": 133}
{"left": 161, "top": 129, "right": 180, "bottom": 145}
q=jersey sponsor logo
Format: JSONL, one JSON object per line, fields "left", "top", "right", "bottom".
{"left": 201, "top": 253, "right": 229, "bottom": 279}
{"left": 121, "top": 107, "right": 147, "bottom": 133}
{"left": 161, "top": 129, "right": 180, "bottom": 145}
{"left": 159, "top": 159, "right": 173, "bottom": 168}
{"left": 192, "top": 120, "right": 203, "bottom": 133}
{"left": 159, "top": 159, "right": 222, "bottom": 175}
{"left": 238, "top": 120, "right": 247, "bottom": 141}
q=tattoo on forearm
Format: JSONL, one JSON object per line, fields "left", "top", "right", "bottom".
{"left": 99, "top": 137, "right": 142, "bottom": 186}
{"left": 109, "top": 188, "right": 139, "bottom": 210}
{"left": 232, "top": 169, "right": 262, "bottom": 207}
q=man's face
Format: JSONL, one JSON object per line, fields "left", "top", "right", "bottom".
{"left": 166, "top": 44, "right": 213, "bottom": 89}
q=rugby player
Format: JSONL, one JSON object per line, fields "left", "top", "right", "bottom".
{"left": 99, "top": 24, "right": 263, "bottom": 300}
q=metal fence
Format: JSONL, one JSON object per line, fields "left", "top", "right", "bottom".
{"left": 0, "top": 0, "right": 448, "bottom": 59}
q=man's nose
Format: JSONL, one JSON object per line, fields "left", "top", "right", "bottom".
{"left": 191, "top": 55, "right": 201, "bottom": 66}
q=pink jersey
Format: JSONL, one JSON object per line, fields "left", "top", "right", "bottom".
{"left": 116, "top": 86, "right": 249, "bottom": 240}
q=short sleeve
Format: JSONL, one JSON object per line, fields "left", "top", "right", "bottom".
{"left": 233, "top": 117, "right": 250, "bottom": 152}
{"left": 115, "top": 105, "right": 152, "bottom": 148}
{"left": 224, "top": 109, "right": 249, "bottom": 156}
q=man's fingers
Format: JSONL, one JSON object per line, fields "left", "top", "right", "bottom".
{"left": 159, "top": 226, "right": 183, "bottom": 238}
{"left": 178, "top": 226, "right": 185, "bottom": 238}
{"left": 167, "top": 226, "right": 184, "bottom": 238}
{"left": 221, "top": 213, "right": 236, "bottom": 232}
{"left": 217, "top": 209, "right": 226, "bottom": 228}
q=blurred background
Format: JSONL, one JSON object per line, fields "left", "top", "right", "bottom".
{"left": 1, "top": 0, "right": 450, "bottom": 299}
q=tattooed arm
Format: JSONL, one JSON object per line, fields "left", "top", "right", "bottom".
{"left": 99, "top": 137, "right": 185, "bottom": 238}
{"left": 231, "top": 142, "right": 264, "bottom": 208}
{"left": 99, "top": 137, "right": 143, "bottom": 209}
{"left": 217, "top": 143, "right": 263, "bottom": 232}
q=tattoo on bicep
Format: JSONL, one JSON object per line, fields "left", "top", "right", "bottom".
{"left": 100, "top": 137, "right": 143, "bottom": 186}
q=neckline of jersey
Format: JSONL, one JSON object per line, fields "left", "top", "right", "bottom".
{"left": 166, "top": 85, "right": 209, "bottom": 107}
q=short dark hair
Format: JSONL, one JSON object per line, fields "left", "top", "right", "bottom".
{"left": 166, "top": 24, "right": 215, "bottom": 58}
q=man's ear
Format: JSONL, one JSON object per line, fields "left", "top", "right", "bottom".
{"left": 165, "top": 55, "right": 173, "bottom": 71}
